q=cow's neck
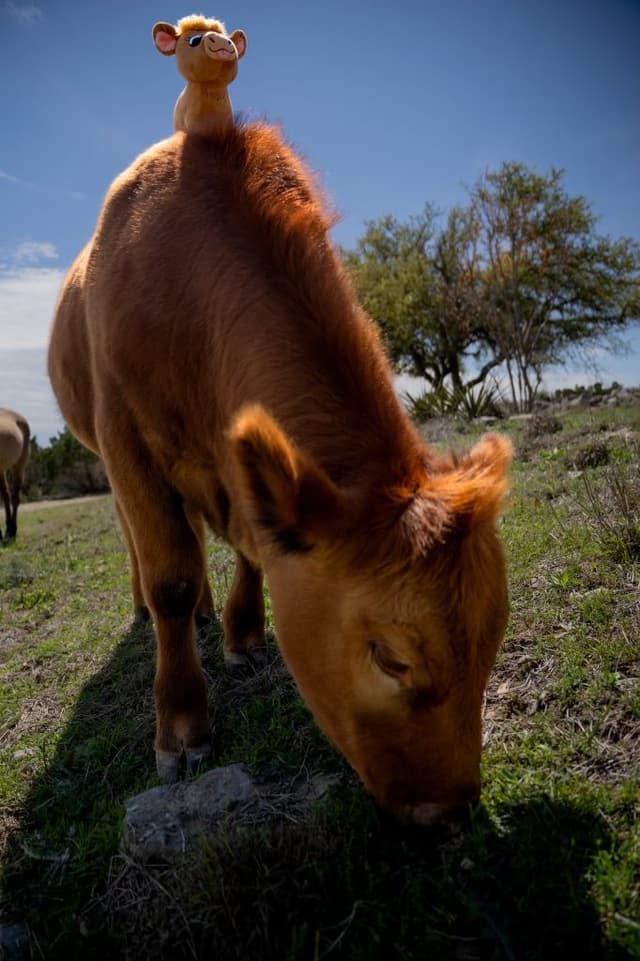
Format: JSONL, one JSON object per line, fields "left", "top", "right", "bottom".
{"left": 245, "top": 315, "right": 424, "bottom": 491}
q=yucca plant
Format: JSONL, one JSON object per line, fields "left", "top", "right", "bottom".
{"left": 403, "top": 385, "right": 457, "bottom": 421}
{"left": 452, "top": 382, "right": 502, "bottom": 420}
{"left": 404, "top": 381, "right": 501, "bottom": 422}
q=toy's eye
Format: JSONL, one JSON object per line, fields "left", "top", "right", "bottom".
{"left": 187, "top": 35, "right": 202, "bottom": 47}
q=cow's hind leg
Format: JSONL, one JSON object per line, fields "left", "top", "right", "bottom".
{"left": 115, "top": 498, "right": 149, "bottom": 624}
{"left": 223, "top": 551, "right": 265, "bottom": 667}
{"left": 105, "top": 456, "right": 211, "bottom": 782}
{"left": 0, "top": 473, "right": 11, "bottom": 542}
{"left": 185, "top": 507, "right": 216, "bottom": 628}
{"left": 7, "top": 470, "right": 20, "bottom": 540}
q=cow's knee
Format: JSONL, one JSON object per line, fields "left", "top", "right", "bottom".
{"left": 151, "top": 578, "right": 199, "bottom": 620}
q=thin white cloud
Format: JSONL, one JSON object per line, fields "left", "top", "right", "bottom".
{"left": 0, "top": 168, "right": 83, "bottom": 201}
{"left": 14, "top": 240, "right": 58, "bottom": 264}
{"left": 2, "top": 2, "right": 43, "bottom": 25}
{"left": 0, "top": 243, "right": 64, "bottom": 438}
{"left": 0, "top": 264, "right": 64, "bottom": 350}
{"left": 0, "top": 169, "right": 22, "bottom": 183}
{"left": 0, "top": 347, "right": 64, "bottom": 443}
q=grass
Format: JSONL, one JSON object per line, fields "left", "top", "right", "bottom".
{"left": 0, "top": 406, "right": 639, "bottom": 960}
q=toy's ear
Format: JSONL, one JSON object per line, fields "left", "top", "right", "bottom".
{"left": 152, "top": 21, "right": 178, "bottom": 56}
{"left": 230, "top": 29, "right": 247, "bottom": 59}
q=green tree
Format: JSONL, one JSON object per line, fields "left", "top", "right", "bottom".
{"left": 345, "top": 163, "right": 640, "bottom": 411}
{"left": 343, "top": 205, "right": 500, "bottom": 392}
{"left": 27, "top": 429, "right": 107, "bottom": 497}
{"left": 472, "top": 162, "right": 640, "bottom": 410}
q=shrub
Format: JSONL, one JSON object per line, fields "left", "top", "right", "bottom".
{"left": 571, "top": 442, "right": 611, "bottom": 471}
{"left": 527, "top": 413, "right": 563, "bottom": 437}
{"left": 576, "top": 463, "right": 640, "bottom": 562}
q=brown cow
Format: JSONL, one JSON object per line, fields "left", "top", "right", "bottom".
{"left": 0, "top": 409, "right": 30, "bottom": 542}
{"left": 48, "top": 123, "right": 511, "bottom": 825}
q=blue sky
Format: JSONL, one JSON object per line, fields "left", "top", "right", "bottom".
{"left": 1, "top": 0, "right": 639, "bottom": 441}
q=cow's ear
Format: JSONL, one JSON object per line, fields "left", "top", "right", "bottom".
{"left": 428, "top": 433, "right": 512, "bottom": 530}
{"left": 230, "top": 405, "right": 341, "bottom": 553}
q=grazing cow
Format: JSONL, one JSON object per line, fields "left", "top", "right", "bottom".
{"left": 0, "top": 409, "right": 30, "bottom": 542}
{"left": 48, "top": 124, "right": 511, "bottom": 825}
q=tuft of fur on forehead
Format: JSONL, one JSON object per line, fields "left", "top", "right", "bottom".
{"left": 177, "top": 14, "right": 226, "bottom": 35}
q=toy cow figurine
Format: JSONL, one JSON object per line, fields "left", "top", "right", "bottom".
{"left": 153, "top": 14, "right": 247, "bottom": 137}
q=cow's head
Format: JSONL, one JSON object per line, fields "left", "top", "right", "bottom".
{"left": 231, "top": 406, "right": 511, "bottom": 826}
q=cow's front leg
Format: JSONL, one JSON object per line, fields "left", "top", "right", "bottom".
{"left": 104, "top": 449, "right": 211, "bottom": 782}
{"left": 150, "top": 573, "right": 211, "bottom": 781}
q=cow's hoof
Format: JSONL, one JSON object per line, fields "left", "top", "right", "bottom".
{"left": 156, "top": 750, "right": 181, "bottom": 783}
{"left": 224, "top": 650, "right": 249, "bottom": 671}
{"left": 186, "top": 743, "right": 212, "bottom": 775}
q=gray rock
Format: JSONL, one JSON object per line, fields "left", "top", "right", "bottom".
{"left": 615, "top": 388, "right": 634, "bottom": 404}
{"left": 123, "top": 763, "right": 338, "bottom": 860}
{"left": 124, "top": 763, "right": 256, "bottom": 859}
{"left": 508, "top": 413, "right": 534, "bottom": 422}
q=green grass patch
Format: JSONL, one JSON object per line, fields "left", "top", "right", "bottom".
{"left": 0, "top": 410, "right": 639, "bottom": 959}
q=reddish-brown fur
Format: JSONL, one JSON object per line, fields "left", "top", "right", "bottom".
{"left": 48, "top": 123, "right": 511, "bottom": 822}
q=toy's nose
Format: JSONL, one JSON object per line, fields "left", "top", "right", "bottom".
{"left": 206, "top": 32, "right": 233, "bottom": 48}
{"left": 203, "top": 32, "right": 237, "bottom": 60}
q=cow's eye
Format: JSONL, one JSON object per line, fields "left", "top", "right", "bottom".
{"left": 370, "top": 642, "right": 410, "bottom": 680}
{"left": 187, "top": 34, "right": 203, "bottom": 47}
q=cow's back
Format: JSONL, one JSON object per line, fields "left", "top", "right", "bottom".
{"left": 50, "top": 135, "right": 234, "bottom": 468}
{"left": 49, "top": 125, "right": 410, "bottom": 503}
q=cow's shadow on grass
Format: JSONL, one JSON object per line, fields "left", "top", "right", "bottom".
{"left": 3, "top": 616, "right": 623, "bottom": 961}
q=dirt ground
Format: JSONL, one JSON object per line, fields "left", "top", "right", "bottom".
{"left": 21, "top": 494, "right": 110, "bottom": 513}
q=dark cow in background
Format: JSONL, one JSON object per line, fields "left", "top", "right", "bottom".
{"left": 48, "top": 123, "right": 511, "bottom": 825}
{"left": 0, "top": 409, "right": 30, "bottom": 542}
